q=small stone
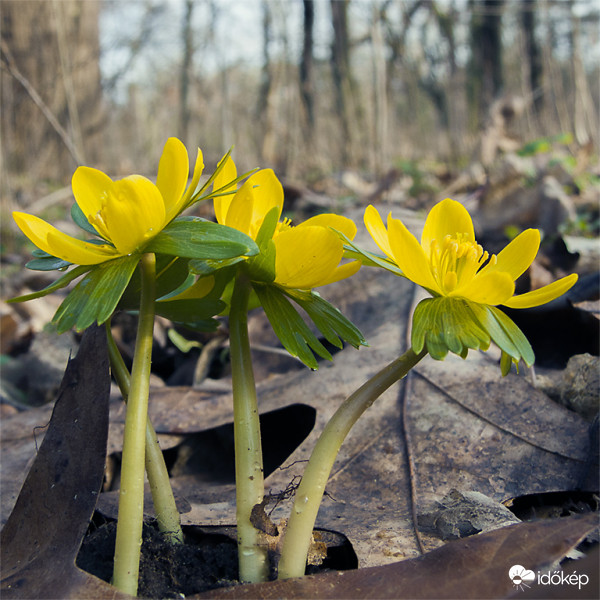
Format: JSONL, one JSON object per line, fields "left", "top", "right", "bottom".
{"left": 560, "top": 353, "right": 600, "bottom": 422}
{"left": 418, "top": 489, "right": 520, "bottom": 540}
{"left": 537, "top": 176, "right": 577, "bottom": 236}
{"left": 2, "top": 328, "right": 76, "bottom": 406}
{"left": 0, "top": 402, "right": 19, "bottom": 417}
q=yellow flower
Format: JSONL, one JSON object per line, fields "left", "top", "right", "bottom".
{"left": 13, "top": 137, "right": 204, "bottom": 266}
{"left": 363, "top": 198, "right": 578, "bottom": 371}
{"left": 214, "top": 158, "right": 360, "bottom": 289}
{"left": 365, "top": 198, "right": 577, "bottom": 308}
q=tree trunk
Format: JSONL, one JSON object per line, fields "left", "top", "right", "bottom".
{"left": 257, "top": 0, "right": 276, "bottom": 165}
{"left": 571, "top": 13, "right": 598, "bottom": 147}
{"left": 330, "top": 0, "right": 352, "bottom": 165}
{"left": 370, "top": 4, "right": 387, "bottom": 176}
{"left": 467, "top": 0, "right": 505, "bottom": 130}
{"left": 1, "top": 0, "right": 103, "bottom": 184}
{"left": 541, "top": 1, "right": 571, "bottom": 138}
{"left": 520, "top": 0, "right": 543, "bottom": 114}
{"left": 178, "top": 0, "right": 195, "bottom": 146}
{"left": 299, "top": 0, "right": 315, "bottom": 134}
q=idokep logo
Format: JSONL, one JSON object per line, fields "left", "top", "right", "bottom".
{"left": 509, "top": 565, "right": 536, "bottom": 591}
{"left": 509, "top": 564, "right": 590, "bottom": 593}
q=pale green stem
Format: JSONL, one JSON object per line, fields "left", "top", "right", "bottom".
{"left": 105, "top": 320, "right": 184, "bottom": 545}
{"left": 112, "top": 253, "right": 156, "bottom": 596}
{"left": 277, "top": 347, "right": 427, "bottom": 580}
{"left": 229, "top": 273, "right": 269, "bottom": 583}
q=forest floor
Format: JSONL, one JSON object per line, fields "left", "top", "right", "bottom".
{"left": 1, "top": 141, "right": 599, "bottom": 598}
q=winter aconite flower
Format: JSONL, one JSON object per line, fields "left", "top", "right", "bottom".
{"left": 362, "top": 198, "right": 578, "bottom": 373}
{"left": 213, "top": 157, "right": 360, "bottom": 289}
{"left": 10, "top": 139, "right": 259, "bottom": 334}
{"left": 207, "top": 156, "right": 365, "bottom": 370}
{"left": 13, "top": 137, "right": 204, "bottom": 265}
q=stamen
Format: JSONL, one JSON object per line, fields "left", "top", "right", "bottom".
{"left": 91, "top": 210, "right": 111, "bottom": 241}
{"left": 456, "top": 243, "right": 468, "bottom": 258}
{"left": 428, "top": 231, "right": 494, "bottom": 294}
{"left": 466, "top": 245, "right": 478, "bottom": 262}
{"left": 276, "top": 217, "right": 293, "bottom": 235}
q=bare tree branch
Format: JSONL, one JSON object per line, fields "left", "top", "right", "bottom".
{"left": 0, "top": 39, "right": 84, "bottom": 166}
{"left": 102, "top": 2, "right": 166, "bottom": 92}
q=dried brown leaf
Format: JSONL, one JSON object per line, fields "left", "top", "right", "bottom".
{"left": 0, "top": 326, "right": 117, "bottom": 599}
{"left": 194, "top": 514, "right": 598, "bottom": 599}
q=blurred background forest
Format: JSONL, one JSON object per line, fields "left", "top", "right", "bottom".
{"left": 1, "top": 0, "right": 599, "bottom": 246}
{"left": 2, "top": 4, "right": 599, "bottom": 584}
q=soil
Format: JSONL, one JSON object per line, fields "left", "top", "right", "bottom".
{"left": 76, "top": 516, "right": 358, "bottom": 598}
{"left": 77, "top": 520, "right": 239, "bottom": 598}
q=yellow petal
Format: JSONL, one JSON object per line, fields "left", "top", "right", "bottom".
{"left": 299, "top": 213, "right": 357, "bottom": 241}
{"left": 245, "top": 169, "right": 284, "bottom": 237}
{"left": 484, "top": 229, "right": 540, "bottom": 281}
{"left": 274, "top": 226, "right": 343, "bottom": 289}
{"left": 421, "top": 198, "right": 475, "bottom": 259}
{"left": 72, "top": 166, "right": 113, "bottom": 226}
{"left": 314, "top": 259, "right": 361, "bottom": 287}
{"left": 225, "top": 169, "right": 283, "bottom": 239}
{"left": 223, "top": 178, "right": 255, "bottom": 236}
{"left": 387, "top": 215, "right": 442, "bottom": 294}
{"left": 452, "top": 271, "right": 515, "bottom": 305}
{"left": 213, "top": 155, "right": 237, "bottom": 224}
{"left": 213, "top": 154, "right": 237, "bottom": 193}
{"left": 364, "top": 205, "right": 394, "bottom": 259}
{"left": 179, "top": 146, "right": 205, "bottom": 211}
{"left": 13, "top": 211, "right": 117, "bottom": 265}
{"left": 503, "top": 273, "right": 578, "bottom": 309}
{"left": 156, "top": 137, "right": 189, "bottom": 223}
{"left": 102, "top": 176, "right": 165, "bottom": 254}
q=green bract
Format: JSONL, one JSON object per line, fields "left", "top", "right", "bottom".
{"left": 253, "top": 285, "right": 365, "bottom": 370}
{"left": 411, "top": 296, "right": 535, "bottom": 375}
{"left": 145, "top": 218, "right": 257, "bottom": 260}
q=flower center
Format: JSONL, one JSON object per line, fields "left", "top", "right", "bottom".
{"left": 274, "top": 217, "right": 292, "bottom": 236}
{"left": 429, "top": 233, "right": 496, "bottom": 294}
{"left": 89, "top": 194, "right": 112, "bottom": 242}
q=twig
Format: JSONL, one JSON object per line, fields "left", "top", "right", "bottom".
{"left": 0, "top": 39, "right": 84, "bottom": 166}
{"left": 400, "top": 366, "right": 426, "bottom": 554}
{"left": 26, "top": 186, "right": 73, "bottom": 215}
{"left": 401, "top": 285, "right": 427, "bottom": 554}
{"left": 51, "top": 0, "right": 86, "bottom": 164}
